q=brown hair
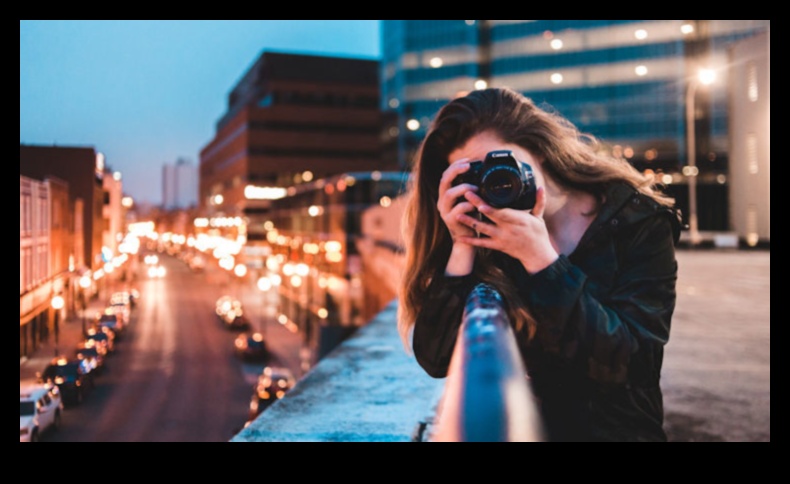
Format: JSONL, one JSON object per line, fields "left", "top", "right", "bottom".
{"left": 397, "top": 87, "right": 674, "bottom": 351}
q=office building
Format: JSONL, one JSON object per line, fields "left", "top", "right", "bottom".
{"left": 381, "top": 20, "right": 770, "bottom": 232}
{"left": 199, "top": 50, "right": 389, "bottom": 242}
{"left": 727, "top": 31, "right": 770, "bottom": 246}
{"left": 163, "top": 157, "right": 198, "bottom": 210}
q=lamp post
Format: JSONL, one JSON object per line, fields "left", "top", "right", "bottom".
{"left": 51, "top": 295, "right": 65, "bottom": 356}
{"left": 685, "top": 67, "right": 717, "bottom": 247}
{"left": 79, "top": 275, "right": 92, "bottom": 337}
{"left": 257, "top": 275, "right": 272, "bottom": 338}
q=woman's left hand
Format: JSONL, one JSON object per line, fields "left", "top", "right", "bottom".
{"left": 456, "top": 186, "right": 559, "bottom": 274}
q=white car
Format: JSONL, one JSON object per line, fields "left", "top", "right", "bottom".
{"left": 20, "top": 380, "right": 63, "bottom": 442}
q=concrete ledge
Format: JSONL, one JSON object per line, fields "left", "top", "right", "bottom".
{"left": 231, "top": 299, "right": 444, "bottom": 442}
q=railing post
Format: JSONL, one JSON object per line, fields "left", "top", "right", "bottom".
{"left": 431, "top": 283, "right": 543, "bottom": 442}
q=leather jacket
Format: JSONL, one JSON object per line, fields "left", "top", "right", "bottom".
{"left": 412, "top": 182, "right": 682, "bottom": 442}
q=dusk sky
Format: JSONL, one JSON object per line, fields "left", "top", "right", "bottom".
{"left": 20, "top": 20, "right": 382, "bottom": 206}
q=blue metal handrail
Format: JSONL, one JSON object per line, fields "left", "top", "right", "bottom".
{"left": 431, "top": 283, "right": 544, "bottom": 442}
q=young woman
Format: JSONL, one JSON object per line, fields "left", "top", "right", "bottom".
{"left": 398, "top": 87, "right": 682, "bottom": 442}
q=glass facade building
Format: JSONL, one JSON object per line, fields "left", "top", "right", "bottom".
{"left": 381, "top": 20, "right": 770, "bottom": 231}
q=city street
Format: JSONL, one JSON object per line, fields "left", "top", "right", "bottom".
{"left": 21, "top": 250, "right": 304, "bottom": 442}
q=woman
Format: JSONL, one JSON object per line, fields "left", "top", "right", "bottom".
{"left": 398, "top": 87, "right": 682, "bottom": 442}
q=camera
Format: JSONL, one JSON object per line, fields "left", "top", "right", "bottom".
{"left": 452, "top": 150, "right": 537, "bottom": 210}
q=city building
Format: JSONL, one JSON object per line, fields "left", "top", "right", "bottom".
{"left": 727, "top": 31, "right": 770, "bottom": 247}
{"left": 163, "top": 157, "right": 198, "bottom": 210}
{"left": 20, "top": 145, "right": 104, "bottom": 274}
{"left": 19, "top": 144, "right": 134, "bottom": 358}
{"left": 199, "top": 50, "right": 391, "bottom": 243}
{"left": 102, "top": 167, "right": 125, "bottom": 260}
{"left": 260, "top": 171, "right": 409, "bottom": 365}
{"left": 20, "top": 175, "right": 72, "bottom": 359}
{"left": 381, "top": 20, "right": 771, "bottom": 233}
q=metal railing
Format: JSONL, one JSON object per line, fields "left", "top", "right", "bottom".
{"left": 430, "top": 283, "right": 544, "bottom": 442}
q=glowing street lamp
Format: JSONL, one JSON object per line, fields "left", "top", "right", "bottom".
{"left": 257, "top": 275, "right": 272, "bottom": 338}
{"left": 79, "top": 275, "right": 92, "bottom": 337}
{"left": 51, "top": 295, "right": 65, "bottom": 355}
{"left": 685, "top": 67, "right": 717, "bottom": 247}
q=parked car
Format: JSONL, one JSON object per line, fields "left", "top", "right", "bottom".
{"left": 20, "top": 380, "right": 63, "bottom": 442}
{"left": 147, "top": 265, "right": 166, "bottom": 278}
{"left": 248, "top": 366, "right": 296, "bottom": 420}
{"left": 107, "top": 301, "right": 130, "bottom": 328}
{"left": 215, "top": 296, "right": 250, "bottom": 330}
{"left": 85, "top": 327, "right": 114, "bottom": 354}
{"left": 38, "top": 357, "right": 94, "bottom": 407}
{"left": 188, "top": 254, "right": 206, "bottom": 272}
{"left": 75, "top": 345, "right": 106, "bottom": 375}
{"left": 111, "top": 288, "right": 140, "bottom": 308}
{"left": 234, "top": 332, "right": 269, "bottom": 362}
{"left": 96, "top": 311, "right": 125, "bottom": 339}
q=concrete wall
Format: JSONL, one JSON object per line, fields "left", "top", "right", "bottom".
{"left": 231, "top": 299, "right": 444, "bottom": 442}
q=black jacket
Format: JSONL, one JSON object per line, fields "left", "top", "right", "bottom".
{"left": 412, "top": 182, "right": 682, "bottom": 442}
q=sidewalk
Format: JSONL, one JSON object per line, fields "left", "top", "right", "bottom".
{"left": 20, "top": 296, "right": 109, "bottom": 382}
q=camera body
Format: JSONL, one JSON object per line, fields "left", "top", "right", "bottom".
{"left": 453, "top": 150, "right": 537, "bottom": 210}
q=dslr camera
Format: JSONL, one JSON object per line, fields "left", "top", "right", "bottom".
{"left": 452, "top": 150, "right": 537, "bottom": 210}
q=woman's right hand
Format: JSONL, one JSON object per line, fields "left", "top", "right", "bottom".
{"left": 438, "top": 160, "right": 479, "bottom": 244}
{"left": 438, "top": 160, "right": 478, "bottom": 276}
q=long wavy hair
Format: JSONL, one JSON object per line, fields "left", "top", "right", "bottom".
{"left": 397, "top": 87, "right": 674, "bottom": 351}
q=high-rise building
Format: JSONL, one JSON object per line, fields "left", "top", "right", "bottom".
{"left": 162, "top": 157, "right": 198, "bottom": 210}
{"left": 381, "top": 20, "right": 770, "bottom": 232}
{"left": 199, "top": 50, "right": 389, "bottom": 242}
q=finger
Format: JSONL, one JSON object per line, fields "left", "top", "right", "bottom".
{"left": 445, "top": 183, "right": 478, "bottom": 201}
{"left": 463, "top": 191, "right": 519, "bottom": 223}
{"left": 532, "top": 186, "right": 547, "bottom": 219}
{"left": 438, "top": 161, "right": 471, "bottom": 195}
{"left": 438, "top": 184, "right": 477, "bottom": 215}
{"left": 456, "top": 235, "right": 499, "bottom": 250}
{"left": 449, "top": 201, "right": 476, "bottom": 218}
{"left": 463, "top": 191, "right": 493, "bottom": 214}
{"left": 457, "top": 213, "right": 497, "bottom": 237}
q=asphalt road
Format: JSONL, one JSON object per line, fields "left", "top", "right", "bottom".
{"left": 39, "top": 251, "right": 304, "bottom": 442}
{"left": 661, "top": 249, "right": 770, "bottom": 442}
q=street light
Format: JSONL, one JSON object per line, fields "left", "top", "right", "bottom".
{"left": 257, "top": 275, "right": 272, "bottom": 338}
{"left": 79, "top": 275, "right": 92, "bottom": 337}
{"left": 685, "top": 67, "right": 717, "bottom": 247}
{"left": 51, "top": 295, "right": 65, "bottom": 356}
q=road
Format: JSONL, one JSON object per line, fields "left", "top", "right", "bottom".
{"left": 45, "top": 250, "right": 304, "bottom": 442}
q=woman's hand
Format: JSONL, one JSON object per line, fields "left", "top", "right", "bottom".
{"left": 455, "top": 186, "right": 559, "bottom": 274}
{"left": 437, "top": 160, "right": 479, "bottom": 246}
{"left": 438, "top": 160, "right": 479, "bottom": 276}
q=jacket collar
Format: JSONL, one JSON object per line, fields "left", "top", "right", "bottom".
{"left": 579, "top": 182, "right": 682, "bottom": 247}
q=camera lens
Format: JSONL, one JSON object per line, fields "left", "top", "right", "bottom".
{"left": 481, "top": 165, "right": 523, "bottom": 208}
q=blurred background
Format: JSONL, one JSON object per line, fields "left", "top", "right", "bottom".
{"left": 20, "top": 20, "right": 769, "bottom": 442}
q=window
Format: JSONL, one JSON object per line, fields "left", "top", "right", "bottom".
{"left": 747, "top": 62, "right": 758, "bottom": 102}
{"left": 747, "top": 133, "right": 758, "bottom": 174}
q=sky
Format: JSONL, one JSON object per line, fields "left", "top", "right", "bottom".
{"left": 20, "top": 20, "right": 382, "bottom": 206}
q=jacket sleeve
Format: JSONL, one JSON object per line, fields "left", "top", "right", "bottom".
{"left": 519, "top": 212, "right": 678, "bottom": 386}
{"left": 411, "top": 273, "right": 480, "bottom": 378}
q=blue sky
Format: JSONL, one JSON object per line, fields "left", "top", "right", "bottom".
{"left": 20, "top": 20, "right": 382, "bottom": 205}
